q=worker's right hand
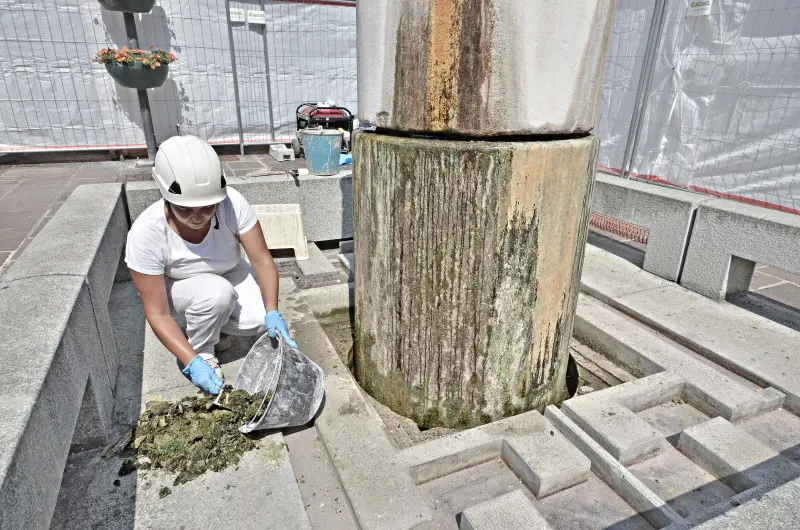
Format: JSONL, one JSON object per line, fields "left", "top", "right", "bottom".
{"left": 182, "top": 356, "right": 223, "bottom": 395}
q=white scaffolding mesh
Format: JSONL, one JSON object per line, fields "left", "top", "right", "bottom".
{"left": 597, "top": 0, "right": 800, "bottom": 213}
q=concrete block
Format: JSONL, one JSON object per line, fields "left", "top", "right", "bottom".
{"left": 680, "top": 199, "right": 800, "bottom": 300}
{"left": 562, "top": 392, "right": 666, "bottom": 465}
{"left": 595, "top": 371, "right": 686, "bottom": 413}
{"left": 459, "top": 489, "right": 552, "bottom": 530}
{"left": 401, "top": 432, "right": 503, "bottom": 485}
{"left": 357, "top": 0, "right": 615, "bottom": 135}
{"left": 502, "top": 434, "right": 591, "bottom": 499}
{"left": 0, "top": 276, "right": 111, "bottom": 529}
{"left": 297, "top": 242, "right": 337, "bottom": 276}
{"left": 399, "top": 409, "right": 589, "bottom": 496}
{"left": 678, "top": 417, "right": 799, "bottom": 492}
{"left": 545, "top": 406, "right": 683, "bottom": 529}
{"left": 591, "top": 174, "right": 709, "bottom": 281}
{"left": 581, "top": 244, "right": 800, "bottom": 413}
{"left": 126, "top": 173, "right": 354, "bottom": 242}
{"left": 252, "top": 203, "right": 309, "bottom": 260}
{"left": 268, "top": 143, "right": 295, "bottom": 162}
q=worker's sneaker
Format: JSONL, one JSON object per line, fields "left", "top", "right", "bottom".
{"left": 215, "top": 333, "right": 232, "bottom": 354}
{"left": 198, "top": 353, "right": 224, "bottom": 383}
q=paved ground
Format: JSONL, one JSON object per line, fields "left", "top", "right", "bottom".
{"left": 0, "top": 154, "right": 320, "bottom": 277}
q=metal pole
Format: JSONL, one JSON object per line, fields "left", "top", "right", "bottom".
{"left": 225, "top": 0, "right": 246, "bottom": 155}
{"left": 123, "top": 12, "right": 157, "bottom": 160}
{"left": 260, "top": 0, "right": 276, "bottom": 142}
{"left": 619, "top": 0, "right": 668, "bottom": 179}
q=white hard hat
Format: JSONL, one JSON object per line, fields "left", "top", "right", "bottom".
{"left": 152, "top": 135, "right": 227, "bottom": 207}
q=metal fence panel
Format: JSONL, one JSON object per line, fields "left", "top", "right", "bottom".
{"left": 229, "top": 0, "right": 357, "bottom": 145}
{"left": 628, "top": 0, "right": 800, "bottom": 213}
{"left": 0, "top": 0, "right": 356, "bottom": 152}
{"left": 595, "top": 0, "right": 657, "bottom": 175}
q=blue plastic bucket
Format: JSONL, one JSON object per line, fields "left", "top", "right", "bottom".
{"left": 303, "top": 129, "right": 343, "bottom": 175}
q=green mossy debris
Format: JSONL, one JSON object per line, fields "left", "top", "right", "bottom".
{"left": 120, "top": 386, "right": 270, "bottom": 486}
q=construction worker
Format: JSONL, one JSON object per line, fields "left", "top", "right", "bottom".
{"left": 125, "top": 135, "right": 296, "bottom": 395}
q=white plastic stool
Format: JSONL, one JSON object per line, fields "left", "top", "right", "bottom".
{"left": 251, "top": 203, "right": 309, "bottom": 260}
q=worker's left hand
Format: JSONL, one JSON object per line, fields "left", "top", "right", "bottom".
{"left": 265, "top": 310, "right": 298, "bottom": 349}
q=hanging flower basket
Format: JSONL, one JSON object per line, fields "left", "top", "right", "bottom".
{"left": 104, "top": 62, "right": 168, "bottom": 89}
{"left": 97, "top": 0, "right": 156, "bottom": 13}
{"left": 95, "top": 47, "right": 177, "bottom": 89}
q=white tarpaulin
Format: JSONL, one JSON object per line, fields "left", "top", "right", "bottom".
{"left": 0, "top": 0, "right": 357, "bottom": 151}
{"left": 597, "top": 0, "right": 800, "bottom": 213}
{"left": 1, "top": 0, "right": 797, "bottom": 213}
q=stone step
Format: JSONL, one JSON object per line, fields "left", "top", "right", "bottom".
{"left": 678, "top": 417, "right": 799, "bottom": 492}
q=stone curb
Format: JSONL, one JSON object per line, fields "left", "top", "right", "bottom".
{"left": 680, "top": 199, "right": 800, "bottom": 301}
{"left": 591, "top": 173, "right": 710, "bottom": 282}
{"left": 0, "top": 184, "right": 128, "bottom": 529}
{"left": 544, "top": 406, "right": 684, "bottom": 529}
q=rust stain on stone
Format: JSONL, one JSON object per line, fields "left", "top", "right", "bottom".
{"left": 456, "top": 0, "right": 494, "bottom": 133}
{"left": 505, "top": 140, "right": 597, "bottom": 406}
{"left": 393, "top": 4, "right": 430, "bottom": 129}
{"left": 426, "top": 0, "right": 463, "bottom": 130}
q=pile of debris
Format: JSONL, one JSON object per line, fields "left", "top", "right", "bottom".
{"left": 118, "top": 386, "right": 269, "bottom": 485}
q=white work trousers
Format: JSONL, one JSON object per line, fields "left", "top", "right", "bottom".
{"left": 166, "top": 262, "right": 267, "bottom": 357}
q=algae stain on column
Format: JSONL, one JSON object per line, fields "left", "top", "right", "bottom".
{"left": 354, "top": 133, "right": 598, "bottom": 428}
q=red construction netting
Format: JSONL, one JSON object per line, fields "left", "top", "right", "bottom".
{"left": 589, "top": 212, "right": 649, "bottom": 245}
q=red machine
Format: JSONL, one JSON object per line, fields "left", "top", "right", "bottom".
{"left": 292, "top": 103, "right": 354, "bottom": 157}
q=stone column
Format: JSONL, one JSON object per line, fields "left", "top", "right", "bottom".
{"left": 354, "top": 0, "right": 615, "bottom": 428}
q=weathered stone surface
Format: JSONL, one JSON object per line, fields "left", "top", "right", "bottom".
{"left": 591, "top": 173, "right": 710, "bottom": 282}
{"left": 125, "top": 172, "right": 354, "bottom": 243}
{"left": 2, "top": 184, "right": 128, "bottom": 393}
{"left": 459, "top": 489, "right": 553, "bottom": 529}
{"left": 357, "top": 0, "right": 615, "bottom": 135}
{"left": 354, "top": 133, "right": 598, "bottom": 427}
{"left": 678, "top": 418, "right": 798, "bottom": 492}
{"left": 680, "top": 198, "right": 800, "bottom": 301}
{"left": 562, "top": 394, "right": 666, "bottom": 465}
{"left": 0, "top": 277, "right": 109, "bottom": 530}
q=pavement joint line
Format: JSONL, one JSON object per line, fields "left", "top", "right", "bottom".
{"left": 753, "top": 280, "right": 789, "bottom": 290}
{"left": 544, "top": 405, "right": 684, "bottom": 529}
{"left": 581, "top": 282, "right": 667, "bottom": 304}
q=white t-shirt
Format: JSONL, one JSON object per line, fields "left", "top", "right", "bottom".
{"left": 125, "top": 187, "right": 258, "bottom": 279}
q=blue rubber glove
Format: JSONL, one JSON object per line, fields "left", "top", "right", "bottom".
{"left": 265, "top": 310, "right": 298, "bottom": 348}
{"left": 182, "top": 356, "right": 223, "bottom": 395}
